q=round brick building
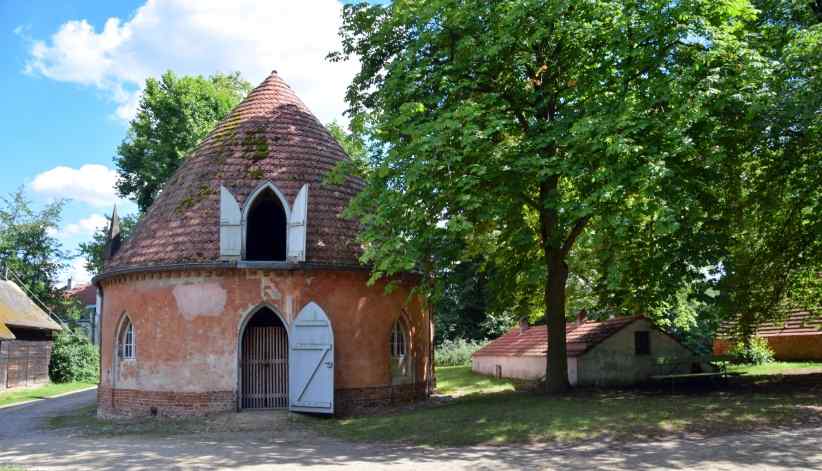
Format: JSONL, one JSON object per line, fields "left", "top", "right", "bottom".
{"left": 94, "top": 71, "right": 432, "bottom": 417}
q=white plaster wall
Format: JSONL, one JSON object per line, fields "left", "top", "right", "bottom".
{"left": 577, "top": 318, "right": 697, "bottom": 386}
{"left": 472, "top": 355, "right": 579, "bottom": 385}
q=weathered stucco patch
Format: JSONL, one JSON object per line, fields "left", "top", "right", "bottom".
{"left": 260, "top": 276, "right": 282, "bottom": 302}
{"left": 173, "top": 283, "right": 227, "bottom": 319}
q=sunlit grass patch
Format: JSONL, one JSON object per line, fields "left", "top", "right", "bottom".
{"left": 0, "top": 382, "right": 95, "bottom": 408}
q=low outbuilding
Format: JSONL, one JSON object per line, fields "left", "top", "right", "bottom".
{"left": 0, "top": 279, "right": 62, "bottom": 391}
{"left": 713, "top": 310, "right": 821, "bottom": 361}
{"left": 472, "top": 314, "right": 697, "bottom": 386}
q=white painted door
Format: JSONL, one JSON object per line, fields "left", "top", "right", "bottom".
{"left": 289, "top": 302, "right": 334, "bottom": 414}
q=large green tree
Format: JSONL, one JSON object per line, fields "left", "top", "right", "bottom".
{"left": 0, "top": 190, "right": 67, "bottom": 310}
{"left": 333, "top": 0, "right": 768, "bottom": 391}
{"left": 115, "top": 71, "right": 252, "bottom": 211}
{"left": 716, "top": 0, "right": 821, "bottom": 339}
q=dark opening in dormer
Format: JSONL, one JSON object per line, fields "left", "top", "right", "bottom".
{"left": 246, "top": 188, "right": 287, "bottom": 261}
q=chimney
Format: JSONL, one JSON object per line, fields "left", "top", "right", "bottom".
{"left": 576, "top": 309, "right": 587, "bottom": 326}
{"left": 518, "top": 318, "right": 529, "bottom": 333}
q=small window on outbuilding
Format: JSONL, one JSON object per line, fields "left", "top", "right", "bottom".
{"left": 246, "top": 188, "right": 287, "bottom": 261}
{"left": 391, "top": 320, "right": 407, "bottom": 358}
{"left": 118, "top": 317, "right": 134, "bottom": 359}
{"left": 634, "top": 331, "right": 651, "bottom": 356}
{"left": 390, "top": 320, "right": 410, "bottom": 382}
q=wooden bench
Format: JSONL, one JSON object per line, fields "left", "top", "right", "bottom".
{"left": 650, "top": 355, "right": 742, "bottom": 391}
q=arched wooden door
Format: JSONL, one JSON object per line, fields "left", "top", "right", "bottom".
{"left": 240, "top": 307, "right": 288, "bottom": 409}
{"left": 289, "top": 302, "right": 334, "bottom": 414}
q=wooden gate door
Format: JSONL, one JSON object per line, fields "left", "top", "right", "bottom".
{"left": 289, "top": 302, "right": 334, "bottom": 414}
{"left": 241, "top": 325, "right": 288, "bottom": 409}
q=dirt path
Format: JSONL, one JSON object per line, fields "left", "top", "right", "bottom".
{"left": 0, "top": 388, "right": 97, "bottom": 440}
{"left": 0, "top": 390, "right": 820, "bottom": 470}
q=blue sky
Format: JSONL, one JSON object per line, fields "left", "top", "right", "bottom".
{"left": 0, "top": 0, "right": 360, "bottom": 284}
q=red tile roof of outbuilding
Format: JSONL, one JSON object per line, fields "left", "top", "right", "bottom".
{"left": 66, "top": 284, "right": 96, "bottom": 306}
{"left": 718, "top": 310, "right": 821, "bottom": 338}
{"left": 104, "top": 71, "right": 364, "bottom": 272}
{"left": 473, "top": 316, "right": 644, "bottom": 358}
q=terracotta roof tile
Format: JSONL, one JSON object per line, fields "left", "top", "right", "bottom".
{"left": 718, "top": 310, "right": 821, "bottom": 338}
{"left": 66, "top": 284, "right": 96, "bottom": 306}
{"left": 473, "top": 316, "right": 643, "bottom": 358}
{"left": 104, "top": 71, "right": 364, "bottom": 271}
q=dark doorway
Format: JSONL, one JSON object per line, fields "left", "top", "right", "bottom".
{"left": 246, "top": 188, "right": 287, "bottom": 261}
{"left": 240, "top": 307, "right": 288, "bottom": 409}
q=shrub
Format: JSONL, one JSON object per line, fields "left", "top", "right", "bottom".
{"left": 730, "top": 336, "right": 775, "bottom": 365}
{"left": 435, "top": 338, "right": 488, "bottom": 366}
{"left": 49, "top": 330, "right": 99, "bottom": 383}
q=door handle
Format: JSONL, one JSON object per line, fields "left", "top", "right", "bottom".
{"left": 325, "top": 361, "right": 333, "bottom": 368}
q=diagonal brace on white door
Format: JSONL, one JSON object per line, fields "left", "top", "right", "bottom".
{"left": 296, "top": 346, "right": 331, "bottom": 402}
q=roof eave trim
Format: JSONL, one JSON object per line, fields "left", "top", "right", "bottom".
{"left": 93, "top": 260, "right": 376, "bottom": 285}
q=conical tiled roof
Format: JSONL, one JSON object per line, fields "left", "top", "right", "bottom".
{"left": 104, "top": 71, "right": 364, "bottom": 272}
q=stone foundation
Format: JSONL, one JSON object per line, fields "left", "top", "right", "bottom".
{"left": 97, "top": 386, "right": 235, "bottom": 418}
{"left": 98, "top": 381, "right": 431, "bottom": 418}
{"left": 335, "top": 381, "right": 431, "bottom": 415}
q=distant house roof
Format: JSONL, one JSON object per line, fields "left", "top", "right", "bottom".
{"left": 66, "top": 283, "right": 96, "bottom": 306}
{"left": 0, "top": 280, "right": 62, "bottom": 339}
{"left": 473, "top": 316, "right": 643, "bottom": 358}
{"left": 718, "top": 310, "right": 821, "bottom": 339}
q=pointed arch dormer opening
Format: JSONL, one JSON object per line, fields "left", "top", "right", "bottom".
{"left": 246, "top": 185, "right": 289, "bottom": 261}
{"left": 219, "top": 182, "right": 308, "bottom": 263}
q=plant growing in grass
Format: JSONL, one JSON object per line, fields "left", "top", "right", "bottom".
{"left": 435, "top": 339, "right": 488, "bottom": 367}
{"left": 49, "top": 330, "right": 99, "bottom": 383}
{"left": 730, "top": 336, "right": 775, "bottom": 365}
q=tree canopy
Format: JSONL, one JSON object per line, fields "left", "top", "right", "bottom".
{"left": 115, "top": 71, "right": 252, "bottom": 212}
{"left": 0, "top": 190, "right": 67, "bottom": 310}
{"left": 715, "top": 0, "right": 821, "bottom": 337}
{"left": 78, "top": 213, "right": 139, "bottom": 276}
{"left": 332, "top": 0, "right": 814, "bottom": 390}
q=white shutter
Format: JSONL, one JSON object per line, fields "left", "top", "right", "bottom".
{"left": 287, "top": 184, "right": 308, "bottom": 262}
{"left": 289, "top": 302, "right": 334, "bottom": 414}
{"left": 219, "top": 185, "right": 242, "bottom": 259}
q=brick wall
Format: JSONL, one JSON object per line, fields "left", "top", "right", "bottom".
{"left": 0, "top": 339, "right": 53, "bottom": 391}
{"left": 97, "top": 386, "right": 235, "bottom": 418}
{"left": 98, "top": 381, "right": 431, "bottom": 418}
{"left": 335, "top": 381, "right": 430, "bottom": 415}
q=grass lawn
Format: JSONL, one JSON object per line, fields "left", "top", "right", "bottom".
{"left": 435, "top": 365, "right": 516, "bottom": 396}
{"left": 304, "top": 365, "right": 822, "bottom": 447}
{"left": 729, "top": 361, "right": 822, "bottom": 376}
{"left": 0, "top": 382, "right": 96, "bottom": 408}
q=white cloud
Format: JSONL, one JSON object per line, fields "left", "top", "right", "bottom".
{"left": 24, "top": 0, "right": 359, "bottom": 123}
{"left": 30, "top": 164, "right": 122, "bottom": 208}
{"left": 60, "top": 258, "right": 92, "bottom": 286}
{"left": 61, "top": 214, "right": 108, "bottom": 238}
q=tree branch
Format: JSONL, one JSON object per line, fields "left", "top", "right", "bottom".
{"left": 560, "top": 215, "right": 590, "bottom": 257}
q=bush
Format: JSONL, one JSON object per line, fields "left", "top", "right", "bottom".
{"left": 435, "top": 338, "right": 488, "bottom": 366}
{"left": 730, "top": 336, "right": 775, "bottom": 365}
{"left": 49, "top": 330, "right": 99, "bottom": 383}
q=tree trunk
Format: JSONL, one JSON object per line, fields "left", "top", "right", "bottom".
{"left": 544, "top": 248, "right": 570, "bottom": 393}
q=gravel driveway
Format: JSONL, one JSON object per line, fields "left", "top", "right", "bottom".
{"left": 1, "top": 389, "right": 820, "bottom": 470}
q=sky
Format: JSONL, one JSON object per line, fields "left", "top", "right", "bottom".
{"left": 0, "top": 0, "right": 363, "bottom": 286}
